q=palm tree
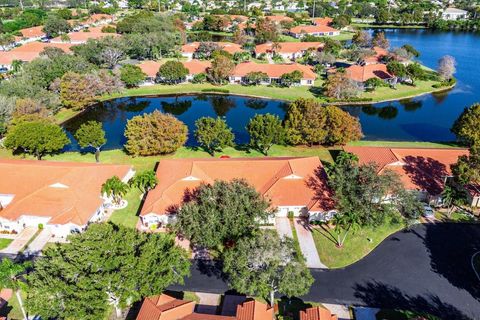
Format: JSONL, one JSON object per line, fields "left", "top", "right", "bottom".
{"left": 101, "top": 176, "right": 129, "bottom": 205}
{"left": 128, "top": 170, "right": 158, "bottom": 194}
{"left": 0, "top": 259, "right": 31, "bottom": 320}
{"left": 442, "top": 185, "right": 455, "bottom": 217}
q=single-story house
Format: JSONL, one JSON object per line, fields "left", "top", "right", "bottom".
{"left": 50, "top": 26, "right": 120, "bottom": 44}
{"left": 312, "top": 17, "right": 333, "bottom": 26}
{"left": 289, "top": 25, "right": 340, "bottom": 38}
{"left": 254, "top": 42, "right": 324, "bottom": 60}
{"left": 264, "top": 15, "right": 294, "bottom": 25}
{"left": 229, "top": 61, "right": 317, "bottom": 86}
{"left": 137, "top": 293, "right": 275, "bottom": 320}
{"left": 139, "top": 157, "right": 334, "bottom": 229}
{"left": 181, "top": 42, "right": 244, "bottom": 59}
{"left": 441, "top": 7, "right": 468, "bottom": 21}
{"left": 137, "top": 59, "right": 211, "bottom": 84}
{"left": 361, "top": 46, "right": 389, "bottom": 65}
{"left": 17, "top": 26, "right": 46, "bottom": 44}
{"left": 343, "top": 146, "right": 470, "bottom": 206}
{"left": 83, "top": 13, "right": 114, "bottom": 26}
{"left": 0, "top": 159, "right": 133, "bottom": 237}
{"left": 0, "top": 42, "right": 74, "bottom": 71}
{"left": 344, "top": 63, "right": 393, "bottom": 83}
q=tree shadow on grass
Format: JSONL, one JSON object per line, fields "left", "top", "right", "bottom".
{"left": 353, "top": 280, "right": 473, "bottom": 320}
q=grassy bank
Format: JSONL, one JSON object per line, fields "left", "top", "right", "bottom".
{"left": 352, "top": 23, "right": 426, "bottom": 29}
{"left": 311, "top": 220, "right": 404, "bottom": 268}
{"left": 0, "top": 238, "right": 12, "bottom": 250}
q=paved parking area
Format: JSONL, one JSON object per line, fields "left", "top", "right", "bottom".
{"left": 275, "top": 217, "right": 293, "bottom": 239}
{"left": 25, "top": 228, "right": 52, "bottom": 256}
{"left": 0, "top": 227, "right": 37, "bottom": 255}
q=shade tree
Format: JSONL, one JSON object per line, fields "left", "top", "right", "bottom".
{"left": 194, "top": 116, "right": 235, "bottom": 156}
{"left": 246, "top": 113, "right": 284, "bottom": 155}
{"left": 451, "top": 103, "right": 480, "bottom": 147}
{"left": 74, "top": 121, "right": 107, "bottom": 162}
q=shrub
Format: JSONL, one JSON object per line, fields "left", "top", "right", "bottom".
{"left": 124, "top": 110, "right": 188, "bottom": 156}
{"left": 192, "top": 73, "right": 207, "bottom": 84}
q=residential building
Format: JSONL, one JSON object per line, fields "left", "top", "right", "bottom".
{"left": 264, "top": 15, "right": 294, "bottom": 25}
{"left": 361, "top": 46, "right": 389, "bottom": 65}
{"left": 181, "top": 42, "right": 244, "bottom": 59}
{"left": 300, "top": 306, "right": 338, "bottom": 320}
{"left": 0, "top": 42, "right": 74, "bottom": 71}
{"left": 18, "top": 26, "right": 46, "bottom": 43}
{"left": 344, "top": 63, "right": 393, "bottom": 83}
{"left": 0, "top": 159, "right": 133, "bottom": 237}
{"left": 441, "top": 7, "right": 468, "bottom": 20}
{"left": 312, "top": 17, "right": 333, "bottom": 26}
{"left": 343, "top": 146, "right": 469, "bottom": 205}
{"left": 229, "top": 61, "right": 317, "bottom": 86}
{"left": 50, "top": 26, "right": 120, "bottom": 44}
{"left": 136, "top": 294, "right": 274, "bottom": 320}
{"left": 254, "top": 42, "right": 324, "bottom": 60}
{"left": 137, "top": 59, "right": 211, "bottom": 84}
{"left": 139, "top": 157, "right": 333, "bottom": 228}
{"left": 289, "top": 24, "right": 340, "bottom": 38}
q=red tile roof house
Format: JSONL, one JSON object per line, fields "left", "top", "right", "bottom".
{"left": 50, "top": 26, "right": 121, "bottom": 44}
{"left": 312, "top": 17, "right": 334, "bottom": 26}
{"left": 137, "top": 60, "right": 211, "bottom": 84}
{"left": 138, "top": 157, "right": 334, "bottom": 229}
{"left": 16, "top": 26, "right": 46, "bottom": 44}
{"left": 181, "top": 42, "right": 244, "bottom": 59}
{"left": 343, "top": 146, "right": 470, "bottom": 206}
{"left": 229, "top": 61, "right": 317, "bottom": 86}
{"left": 0, "top": 42, "right": 74, "bottom": 71}
{"left": 255, "top": 42, "right": 324, "bottom": 60}
{"left": 137, "top": 294, "right": 275, "bottom": 320}
{"left": 344, "top": 63, "right": 394, "bottom": 83}
{"left": 0, "top": 159, "right": 134, "bottom": 238}
{"left": 264, "top": 15, "right": 294, "bottom": 25}
{"left": 289, "top": 24, "right": 340, "bottom": 39}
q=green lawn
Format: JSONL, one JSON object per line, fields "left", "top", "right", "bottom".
{"left": 359, "top": 81, "right": 451, "bottom": 103}
{"left": 311, "top": 220, "right": 403, "bottom": 268}
{"left": 435, "top": 210, "right": 477, "bottom": 223}
{"left": 109, "top": 188, "right": 143, "bottom": 228}
{"left": 331, "top": 31, "right": 356, "bottom": 41}
{"left": 352, "top": 23, "right": 426, "bottom": 29}
{"left": 0, "top": 238, "right": 12, "bottom": 250}
{"left": 0, "top": 290, "right": 26, "bottom": 320}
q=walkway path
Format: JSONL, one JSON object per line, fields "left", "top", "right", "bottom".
{"left": 24, "top": 228, "right": 52, "bottom": 256}
{"left": 322, "top": 303, "right": 352, "bottom": 320}
{"left": 275, "top": 217, "right": 293, "bottom": 239}
{"left": 195, "top": 292, "right": 220, "bottom": 315}
{"left": 293, "top": 219, "right": 326, "bottom": 268}
{"left": 0, "top": 227, "right": 37, "bottom": 255}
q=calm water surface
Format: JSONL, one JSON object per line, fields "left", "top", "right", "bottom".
{"left": 65, "top": 29, "right": 480, "bottom": 150}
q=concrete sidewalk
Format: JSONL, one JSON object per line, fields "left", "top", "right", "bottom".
{"left": 0, "top": 227, "right": 37, "bottom": 255}
{"left": 275, "top": 217, "right": 293, "bottom": 239}
{"left": 293, "top": 219, "right": 326, "bottom": 269}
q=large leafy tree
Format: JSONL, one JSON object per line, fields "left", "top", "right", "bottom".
{"left": 42, "top": 14, "right": 71, "bottom": 37}
{"left": 194, "top": 116, "right": 235, "bottom": 156}
{"left": 124, "top": 110, "right": 188, "bottom": 156}
{"left": 207, "top": 55, "right": 234, "bottom": 85}
{"left": 451, "top": 146, "right": 480, "bottom": 185}
{"left": 327, "top": 152, "right": 418, "bottom": 246}
{"left": 120, "top": 64, "right": 146, "bottom": 88}
{"left": 27, "top": 223, "right": 190, "bottom": 320}
{"left": 157, "top": 61, "right": 189, "bottom": 84}
{"left": 60, "top": 72, "right": 96, "bottom": 111}
{"left": 129, "top": 170, "right": 158, "bottom": 194}
{"left": 284, "top": 98, "right": 362, "bottom": 146}
{"left": 0, "top": 259, "right": 31, "bottom": 320}
{"left": 280, "top": 70, "right": 303, "bottom": 87}
{"left": 4, "top": 120, "right": 70, "bottom": 160}
{"left": 101, "top": 176, "right": 129, "bottom": 206}
{"left": 254, "top": 18, "right": 279, "bottom": 44}
{"left": 223, "top": 231, "right": 313, "bottom": 306}
{"left": 451, "top": 103, "right": 480, "bottom": 147}
{"left": 246, "top": 113, "right": 283, "bottom": 155}
{"left": 323, "top": 72, "right": 363, "bottom": 99}
{"left": 74, "top": 121, "right": 106, "bottom": 162}
{"left": 175, "top": 179, "right": 272, "bottom": 250}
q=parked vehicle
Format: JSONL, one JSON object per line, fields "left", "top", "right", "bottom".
{"left": 422, "top": 203, "right": 435, "bottom": 218}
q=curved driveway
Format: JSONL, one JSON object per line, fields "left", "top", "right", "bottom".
{"left": 170, "top": 223, "right": 480, "bottom": 319}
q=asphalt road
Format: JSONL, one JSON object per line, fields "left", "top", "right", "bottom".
{"left": 170, "top": 223, "right": 480, "bottom": 319}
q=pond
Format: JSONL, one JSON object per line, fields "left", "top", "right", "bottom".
{"left": 63, "top": 94, "right": 289, "bottom": 151}
{"left": 64, "top": 29, "right": 480, "bottom": 150}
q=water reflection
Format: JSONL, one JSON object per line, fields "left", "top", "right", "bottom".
{"left": 245, "top": 99, "right": 268, "bottom": 110}
{"left": 161, "top": 99, "right": 192, "bottom": 115}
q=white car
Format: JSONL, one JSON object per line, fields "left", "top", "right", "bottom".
{"left": 422, "top": 203, "right": 435, "bottom": 218}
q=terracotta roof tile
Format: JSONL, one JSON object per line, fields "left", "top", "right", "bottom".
{"left": 232, "top": 62, "right": 317, "bottom": 80}
{"left": 236, "top": 300, "right": 274, "bottom": 320}
{"left": 0, "top": 42, "right": 74, "bottom": 65}
{"left": 265, "top": 15, "right": 294, "bottom": 23}
{"left": 289, "top": 24, "right": 339, "bottom": 35}
{"left": 345, "top": 63, "right": 392, "bottom": 82}
{"left": 140, "top": 157, "right": 333, "bottom": 216}
{"left": 0, "top": 159, "right": 131, "bottom": 226}
{"left": 312, "top": 17, "right": 333, "bottom": 26}
{"left": 137, "top": 59, "right": 211, "bottom": 78}
{"left": 300, "top": 306, "right": 338, "bottom": 320}
{"left": 19, "top": 26, "right": 45, "bottom": 38}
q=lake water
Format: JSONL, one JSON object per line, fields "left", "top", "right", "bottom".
{"left": 65, "top": 29, "right": 480, "bottom": 150}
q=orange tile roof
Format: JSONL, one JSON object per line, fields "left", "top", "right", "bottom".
{"left": 312, "top": 17, "right": 333, "bottom": 26}
{"left": 0, "top": 42, "right": 74, "bottom": 65}
{"left": 181, "top": 42, "right": 244, "bottom": 54}
{"left": 51, "top": 28, "right": 120, "bottom": 43}
{"left": 0, "top": 159, "right": 131, "bottom": 226}
{"left": 345, "top": 63, "right": 392, "bottom": 82}
{"left": 19, "top": 26, "right": 45, "bottom": 38}
{"left": 343, "top": 146, "right": 469, "bottom": 195}
{"left": 255, "top": 42, "right": 324, "bottom": 55}
{"left": 363, "top": 47, "right": 389, "bottom": 64}
{"left": 236, "top": 300, "right": 274, "bottom": 320}
{"left": 265, "top": 15, "right": 294, "bottom": 23}
{"left": 232, "top": 62, "right": 317, "bottom": 80}
{"left": 290, "top": 24, "right": 339, "bottom": 35}
{"left": 140, "top": 157, "right": 334, "bottom": 217}
{"left": 137, "top": 60, "right": 211, "bottom": 78}
{"left": 300, "top": 306, "right": 338, "bottom": 320}
{"left": 85, "top": 13, "right": 113, "bottom": 24}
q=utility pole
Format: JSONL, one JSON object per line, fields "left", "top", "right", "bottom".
{"left": 312, "top": 0, "right": 316, "bottom": 19}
